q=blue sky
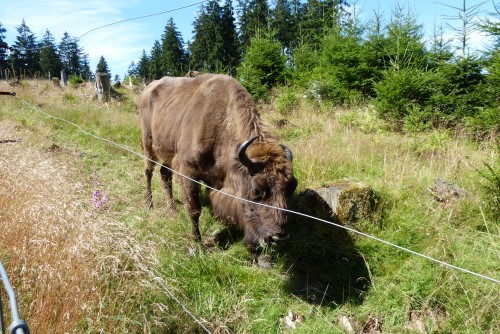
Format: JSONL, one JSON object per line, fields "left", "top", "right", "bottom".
{"left": 0, "top": 0, "right": 497, "bottom": 78}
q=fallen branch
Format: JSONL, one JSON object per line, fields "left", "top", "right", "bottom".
{"left": 0, "top": 139, "right": 21, "bottom": 144}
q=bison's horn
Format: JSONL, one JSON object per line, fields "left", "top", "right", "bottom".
{"left": 280, "top": 144, "right": 293, "bottom": 162}
{"left": 238, "top": 136, "right": 258, "bottom": 170}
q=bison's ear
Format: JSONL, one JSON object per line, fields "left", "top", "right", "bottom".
{"left": 280, "top": 144, "right": 293, "bottom": 162}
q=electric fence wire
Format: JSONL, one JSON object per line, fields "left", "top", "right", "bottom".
{"left": 0, "top": 1, "right": 208, "bottom": 54}
{"left": 154, "top": 277, "right": 212, "bottom": 334}
{"left": 78, "top": 1, "right": 208, "bottom": 38}
{"left": 13, "top": 95, "right": 500, "bottom": 285}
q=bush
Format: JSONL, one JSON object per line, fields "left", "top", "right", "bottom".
{"left": 290, "top": 43, "right": 319, "bottom": 88}
{"left": 403, "top": 105, "right": 438, "bottom": 133}
{"left": 465, "top": 107, "right": 500, "bottom": 140}
{"left": 276, "top": 87, "right": 299, "bottom": 115}
{"left": 68, "top": 75, "right": 84, "bottom": 88}
{"left": 374, "top": 67, "right": 436, "bottom": 125}
{"left": 237, "top": 34, "right": 286, "bottom": 101}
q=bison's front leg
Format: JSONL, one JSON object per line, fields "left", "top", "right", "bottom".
{"left": 180, "top": 176, "right": 202, "bottom": 242}
{"left": 160, "top": 164, "right": 177, "bottom": 215}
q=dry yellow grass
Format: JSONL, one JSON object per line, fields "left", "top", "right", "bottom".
{"left": 0, "top": 116, "right": 164, "bottom": 333}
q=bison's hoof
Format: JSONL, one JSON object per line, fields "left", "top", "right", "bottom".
{"left": 257, "top": 254, "right": 275, "bottom": 269}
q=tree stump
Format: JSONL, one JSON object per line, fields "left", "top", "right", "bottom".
{"left": 60, "top": 70, "right": 67, "bottom": 87}
{"left": 51, "top": 77, "right": 60, "bottom": 87}
{"left": 296, "top": 179, "right": 377, "bottom": 225}
{"left": 94, "top": 72, "right": 110, "bottom": 102}
{"left": 428, "top": 178, "right": 472, "bottom": 206}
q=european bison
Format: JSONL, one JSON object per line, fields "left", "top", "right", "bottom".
{"left": 140, "top": 74, "right": 297, "bottom": 249}
{"left": 185, "top": 70, "right": 201, "bottom": 77}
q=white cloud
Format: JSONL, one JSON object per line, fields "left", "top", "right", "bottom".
{"left": 1, "top": 0, "right": 153, "bottom": 77}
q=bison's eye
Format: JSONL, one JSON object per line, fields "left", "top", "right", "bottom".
{"left": 252, "top": 187, "right": 266, "bottom": 200}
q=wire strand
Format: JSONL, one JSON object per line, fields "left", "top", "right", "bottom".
{"left": 154, "top": 277, "right": 212, "bottom": 334}
{"left": 2, "top": 1, "right": 208, "bottom": 54}
{"left": 78, "top": 1, "right": 208, "bottom": 38}
{"left": 14, "top": 95, "right": 500, "bottom": 285}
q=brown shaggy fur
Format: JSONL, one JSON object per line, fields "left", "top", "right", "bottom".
{"left": 140, "top": 74, "right": 297, "bottom": 248}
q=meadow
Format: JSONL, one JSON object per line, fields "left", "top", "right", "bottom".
{"left": 0, "top": 80, "right": 498, "bottom": 333}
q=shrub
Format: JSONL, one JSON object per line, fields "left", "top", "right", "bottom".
{"left": 276, "top": 87, "right": 299, "bottom": 115}
{"left": 464, "top": 107, "right": 500, "bottom": 140}
{"left": 68, "top": 75, "right": 84, "bottom": 88}
{"left": 374, "top": 67, "right": 436, "bottom": 126}
{"left": 403, "top": 105, "right": 437, "bottom": 133}
{"left": 237, "top": 34, "right": 286, "bottom": 101}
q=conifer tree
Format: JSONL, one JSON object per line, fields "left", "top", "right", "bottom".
{"left": 221, "top": 0, "right": 241, "bottom": 74}
{"left": 127, "top": 60, "right": 138, "bottom": 77}
{"left": 9, "top": 20, "right": 40, "bottom": 77}
{"left": 320, "top": 7, "right": 368, "bottom": 101}
{"left": 161, "top": 18, "right": 187, "bottom": 76}
{"left": 237, "top": 32, "right": 286, "bottom": 100}
{"left": 96, "top": 55, "right": 110, "bottom": 76}
{"left": 136, "top": 49, "right": 151, "bottom": 81}
{"left": 271, "top": 0, "right": 298, "bottom": 52}
{"left": 384, "top": 4, "right": 427, "bottom": 70}
{"left": 300, "top": 0, "right": 347, "bottom": 47}
{"left": 237, "top": 0, "right": 270, "bottom": 50}
{"left": 79, "top": 53, "right": 92, "bottom": 80}
{"left": 190, "top": 0, "right": 224, "bottom": 72}
{"left": 39, "top": 29, "right": 62, "bottom": 78}
{"left": 149, "top": 40, "right": 163, "bottom": 80}
{"left": 0, "top": 22, "right": 8, "bottom": 74}
{"left": 59, "top": 32, "right": 86, "bottom": 77}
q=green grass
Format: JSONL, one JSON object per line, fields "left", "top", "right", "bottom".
{"left": 0, "top": 80, "right": 498, "bottom": 333}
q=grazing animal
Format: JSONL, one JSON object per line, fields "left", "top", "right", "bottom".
{"left": 140, "top": 74, "right": 297, "bottom": 248}
{"left": 185, "top": 70, "right": 201, "bottom": 77}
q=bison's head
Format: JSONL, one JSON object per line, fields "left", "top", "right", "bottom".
{"left": 236, "top": 136, "right": 297, "bottom": 247}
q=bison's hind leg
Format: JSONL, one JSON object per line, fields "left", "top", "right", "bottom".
{"left": 160, "top": 163, "right": 177, "bottom": 215}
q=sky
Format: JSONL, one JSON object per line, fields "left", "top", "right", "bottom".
{"left": 0, "top": 0, "right": 498, "bottom": 79}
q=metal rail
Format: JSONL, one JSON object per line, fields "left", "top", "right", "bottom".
{"left": 0, "top": 261, "right": 30, "bottom": 334}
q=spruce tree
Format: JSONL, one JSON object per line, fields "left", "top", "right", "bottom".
{"left": 0, "top": 22, "right": 8, "bottom": 75}
{"left": 384, "top": 4, "right": 427, "bottom": 70}
{"left": 136, "top": 50, "right": 151, "bottom": 81}
{"left": 39, "top": 29, "right": 62, "bottom": 79}
{"left": 221, "top": 0, "right": 241, "bottom": 75}
{"left": 300, "top": 0, "right": 347, "bottom": 47}
{"left": 9, "top": 20, "right": 40, "bottom": 77}
{"left": 96, "top": 55, "right": 110, "bottom": 76}
{"left": 59, "top": 32, "right": 86, "bottom": 77}
{"left": 127, "top": 60, "right": 138, "bottom": 77}
{"left": 161, "top": 18, "right": 187, "bottom": 76}
{"left": 190, "top": 0, "right": 224, "bottom": 72}
{"left": 320, "top": 9, "right": 368, "bottom": 102}
{"left": 237, "top": 0, "right": 270, "bottom": 50}
{"left": 79, "top": 53, "right": 92, "bottom": 80}
{"left": 271, "top": 0, "right": 298, "bottom": 52}
{"left": 149, "top": 40, "right": 163, "bottom": 80}
{"left": 237, "top": 33, "right": 286, "bottom": 100}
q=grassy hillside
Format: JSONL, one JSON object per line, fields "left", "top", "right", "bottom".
{"left": 0, "top": 80, "right": 498, "bottom": 333}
